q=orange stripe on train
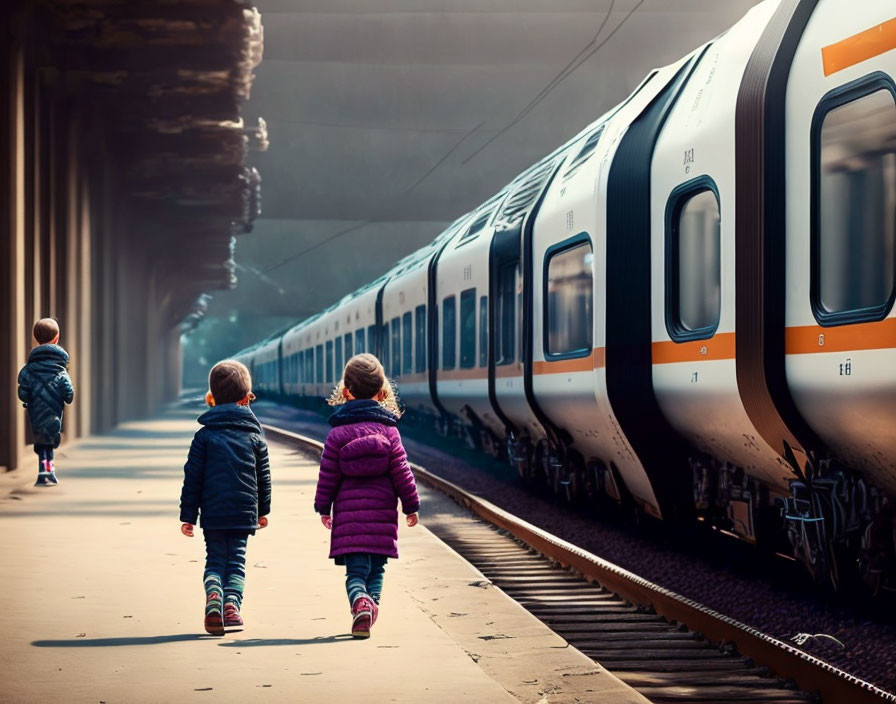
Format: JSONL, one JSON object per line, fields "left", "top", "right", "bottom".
{"left": 821, "top": 17, "right": 896, "bottom": 77}
{"left": 785, "top": 317, "right": 896, "bottom": 354}
{"left": 652, "top": 332, "right": 736, "bottom": 364}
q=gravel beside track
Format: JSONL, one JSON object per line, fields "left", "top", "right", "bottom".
{"left": 254, "top": 400, "right": 896, "bottom": 695}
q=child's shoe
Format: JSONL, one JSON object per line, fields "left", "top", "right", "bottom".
{"left": 223, "top": 602, "right": 243, "bottom": 628}
{"left": 34, "top": 472, "right": 51, "bottom": 487}
{"left": 351, "top": 596, "right": 374, "bottom": 639}
{"left": 371, "top": 600, "right": 379, "bottom": 626}
{"left": 204, "top": 592, "right": 224, "bottom": 636}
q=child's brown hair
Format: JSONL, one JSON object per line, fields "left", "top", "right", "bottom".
{"left": 208, "top": 360, "right": 253, "bottom": 405}
{"left": 33, "top": 318, "right": 59, "bottom": 345}
{"left": 328, "top": 353, "right": 401, "bottom": 415}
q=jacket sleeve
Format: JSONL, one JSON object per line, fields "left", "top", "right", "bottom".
{"left": 60, "top": 371, "right": 74, "bottom": 405}
{"left": 17, "top": 368, "right": 31, "bottom": 407}
{"left": 313, "top": 431, "right": 342, "bottom": 514}
{"left": 254, "top": 435, "right": 272, "bottom": 518}
{"left": 388, "top": 429, "right": 420, "bottom": 515}
{"left": 179, "top": 431, "right": 206, "bottom": 524}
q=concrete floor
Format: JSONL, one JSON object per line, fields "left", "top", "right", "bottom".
{"left": 0, "top": 407, "right": 647, "bottom": 704}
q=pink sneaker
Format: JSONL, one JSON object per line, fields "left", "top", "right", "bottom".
{"left": 351, "top": 596, "right": 374, "bottom": 639}
{"left": 371, "top": 600, "right": 379, "bottom": 626}
{"left": 224, "top": 602, "right": 243, "bottom": 628}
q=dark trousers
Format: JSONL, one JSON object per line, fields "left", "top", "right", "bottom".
{"left": 34, "top": 445, "right": 54, "bottom": 469}
{"left": 203, "top": 530, "right": 250, "bottom": 607}
{"left": 344, "top": 552, "right": 388, "bottom": 606}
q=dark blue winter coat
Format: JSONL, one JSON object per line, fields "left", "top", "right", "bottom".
{"left": 179, "top": 404, "right": 272, "bottom": 533}
{"left": 17, "top": 344, "right": 74, "bottom": 447}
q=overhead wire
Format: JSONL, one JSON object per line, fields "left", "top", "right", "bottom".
{"left": 263, "top": 221, "right": 368, "bottom": 273}
{"left": 461, "top": 0, "right": 645, "bottom": 165}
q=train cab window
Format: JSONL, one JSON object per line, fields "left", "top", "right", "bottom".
{"left": 460, "top": 288, "right": 476, "bottom": 368}
{"left": 545, "top": 238, "right": 593, "bottom": 357}
{"left": 326, "top": 340, "right": 333, "bottom": 384}
{"left": 813, "top": 81, "right": 896, "bottom": 324}
{"left": 479, "top": 295, "right": 488, "bottom": 367}
{"left": 391, "top": 317, "right": 401, "bottom": 376}
{"left": 665, "top": 182, "right": 720, "bottom": 340}
{"left": 305, "top": 349, "right": 314, "bottom": 385}
{"left": 315, "top": 344, "right": 323, "bottom": 384}
{"left": 402, "top": 312, "right": 413, "bottom": 375}
{"left": 335, "top": 336, "right": 343, "bottom": 377}
{"left": 344, "top": 333, "right": 353, "bottom": 360}
{"left": 496, "top": 263, "right": 517, "bottom": 365}
{"left": 356, "top": 328, "right": 365, "bottom": 354}
{"left": 442, "top": 295, "right": 456, "bottom": 370}
{"left": 415, "top": 305, "right": 426, "bottom": 373}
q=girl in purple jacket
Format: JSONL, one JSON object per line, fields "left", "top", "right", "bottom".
{"left": 314, "top": 353, "right": 420, "bottom": 638}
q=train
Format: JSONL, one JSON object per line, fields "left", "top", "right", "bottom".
{"left": 235, "top": 0, "right": 896, "bottom": 593}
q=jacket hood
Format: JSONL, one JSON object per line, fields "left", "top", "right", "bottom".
{"left": 329, "top": 399, "right": 398, "bottom": 427}
{"left": 197, "top": 403, "right": 262, "bottom": 433}
{"left": 27, "top": 344, "right": 69, "bottom": 369}
{"left": 338, "top": 432, "right": 392, "bottom": 477}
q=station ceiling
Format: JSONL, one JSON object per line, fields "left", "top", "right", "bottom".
{"left": 224, "top": 0, "right": 761, "bottom": 322}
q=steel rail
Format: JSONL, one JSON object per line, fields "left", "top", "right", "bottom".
{"left": 262, "top": 423, "right": 895, "bottom": 704}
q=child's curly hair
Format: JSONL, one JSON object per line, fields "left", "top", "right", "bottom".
{"left": 327, "top": 353, "right": 402, "bottom": 416}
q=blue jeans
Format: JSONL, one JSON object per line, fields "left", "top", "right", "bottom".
{"left": 203, "top": 531, "right": 249, "bottom": 607}
{"left": 344, "top": 553, "right": 388, "bottom": 606}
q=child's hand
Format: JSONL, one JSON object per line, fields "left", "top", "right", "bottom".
{"left": 181, "top": 523, "right": 194, "bottom": 537}
{"left": 406, "top": 513, "right": 419, "bottom": 527}
{"left": 320, "top": 515, "right": 332, "bottom": 530}
{"left": 258, "top": 516, "right": 269, "bottom": 529}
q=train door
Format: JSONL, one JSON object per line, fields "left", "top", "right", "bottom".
{"left": 784, "top": 4, "right": 896, "bottom": 496}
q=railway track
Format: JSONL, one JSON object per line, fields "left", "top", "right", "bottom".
{"left": 263, "top": 423, "right": 895, "bottom": 704}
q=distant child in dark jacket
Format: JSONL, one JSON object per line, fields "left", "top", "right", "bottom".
{"left": 314, "top": 353, "right": 420, "bottom": 639}
{"left": 180, "top": 360, "right": 272, "bottom": 636}
{"left": 17, "top": 318, "right": 74, "bottom": 487}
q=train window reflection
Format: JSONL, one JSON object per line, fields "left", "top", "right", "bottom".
{"left": 460, "top": 288, "right": 476, "bottom": 368}
{"left": 442, "top": 296, "right": 456, "bottom": 370}
{"left": 815, "top": 87, "right": 896, "bottom": 322}
{"left": 671, "top": 188, "right": 720, "bottom": 337}
{"left": 496, "top": 264, "right": 517, "bottom": 365}
{"left": 546, "top": 241, "right": 593, "bottom": 357}
{"left": 415, "top": 305, "right": 426, "bottom": 373}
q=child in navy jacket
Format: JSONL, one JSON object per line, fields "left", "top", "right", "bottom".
{"left": 180, "top": 360, "right": 272, "bottom": 636}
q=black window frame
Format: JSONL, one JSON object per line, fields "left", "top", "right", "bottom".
{"left": 414, "top": 305, "right": 427, "bottom": 373}
{"left": 442, "top": 295, "right": 457, "bottom": 370}
{"left": 402, "top": 312, "right": 413, "bottom": 375}
{"left": 543, "top": 233, "right": 594, "bottom": 360}
{"left": 479, "top": 295, "right": 488, "bottom": 368}
{"left": 459, "top": 287, "right": 476, "bottom": 369}
{"left": 663, "top": 175, "right": 722, "bottom": 342}
{"left": 390, "top": 317, "right": 401, "bottom": 376}
{"left": 810, "top": 71, "right": 896, "bottom": 327}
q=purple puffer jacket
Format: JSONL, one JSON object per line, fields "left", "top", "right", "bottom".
{"left": 314, "top": 400, "right": 420, "bottom": 560}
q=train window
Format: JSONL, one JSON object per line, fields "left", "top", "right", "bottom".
{"left": 367, "top": 325, "right": 377, "bottom": 355}
{"left": 415, "top": 305, "right": 426, "bottom": 373}
{"left": 442, "top": 295, "right": 456, "bottom": 370}
{"left": 665, "top": 181, "right": 720, "bottom": 340}
{"left": 335, "top": 336, "right": 343, "bottom": 377}
{"left": 356, "top": 328, "right": 365, "bottom": 354}
{"left": 391, "top": 317, "right": 401, "bottom": 376}
{"left": 479, "top": 295, "right": 488, "bottom": 367}
{"left": 460, "top": 288, "right": 476, "bottom": 368}
{"left": 344, "top": 333, "right": 353, "bottom": 360}
{"left": 545, "top": 237, "right": 593, "bottom": 357}
{"left": 315, "top": 344, "right": 323, "bottom": 384}
{"left": 326, "top": 340, "right": 333, "bottom": 384}
{"left": 812, "top": 79, "right": 896, "bottom": 324}
{"left": 402, "top": 312, "right": 413, "bottom": 375}
{"left": 381, "top": 325, "right": 390, "bottom": 377}
{"left": 496, "top": 263, "right": 517, "bottom": 365}
{"left": 305, "top": 349, "right": 314, "bottom": 385}
{"left": 297, "top": 350, "right": 304, "bottom": 384}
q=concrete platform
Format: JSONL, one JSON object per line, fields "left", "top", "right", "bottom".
{"left": 0, "top": 407, "right": 648, "bottom": 704}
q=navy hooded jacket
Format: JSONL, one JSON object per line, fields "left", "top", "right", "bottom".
{"left": 179, "top": 404, "right": 272, "bottom": 532}
{"left": 17, "top": 344, "right": 74, "bottom": 447}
